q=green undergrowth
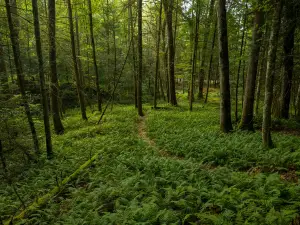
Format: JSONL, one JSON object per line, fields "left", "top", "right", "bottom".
{"left": 2, "top": 95, "right": 300, "bottom": 224}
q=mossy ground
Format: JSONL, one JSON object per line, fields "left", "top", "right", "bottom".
{"left": 1, "top": 91, "right": 300, "bottom": 224}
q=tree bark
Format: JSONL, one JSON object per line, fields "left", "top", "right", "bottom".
{"left": 5, "top": 0, "right": 40, "bottom": 153}
{"left": 198, "top": 0, "right": 215, "bottom": 99}
{"left": 217, "top": 0, "right": 233, "bottom": 133}
{"left": 262, "top": 0, "right": 283, "bottom": 148}
{"left": 189, "top": 0, "right": 200, "bottom": 111}
{"left": 239, "top": 0, "right": 264, "bottom": 130}
{"left": 88, "top": 0, "right": 102, "bottom": 111}
{"left": 0, "top": 34, "right": 9, "bottom": 92}
{"left": 67, "top": 0, "right": 87, "bottom": 120}
{"left": 163, "top": 0, "right": 177, "bottom": 106}
{"left": 32, "top": 0, "right": 53, "bottom": 158}
{"left": 235, "top": 3, "right": 247, "bottom": 122}
{"left": 137, "top": 0, "right": 143, "bottom": 116}
{"left": 154, "top": 0, "right": 163, "bottom": 109}
{"left": 279, "top": 0, "right": 296, "bottom": 119}
{"left": 48, "top": 0, "right": 64, "bottom": 134}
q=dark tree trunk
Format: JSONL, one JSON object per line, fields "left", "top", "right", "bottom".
{"left": 48, "top": 0, "right": 64, "bottom": 134}
{"left": 204, "top": 18, "right": 217, "bottom": 104}
{"left": 5, "top": 0, "right": 40, "bottom": 154}
{"left": 217, "top": 0, "right": 233, "bottom": 133}
{"left": 32, "top": 0, "right": 53, "bottom": 158}
{"left": 239, "top": 0, "right": 264, "bottom": 130}
{"left": 67, "top": 0, "right": 87, "bottom": 120}
{"left": 88, "top": 0, "right": 102, "bottom": 112}
{"left": 235, "top": 3, "right": 247, "bottom": 122}
{"left": 163, "top": 0, "right": 177, "bottom": 106}
{"left": 75, "top": 11, "right": 84, "bottom": 88}
{"left": 154, "top": 0, "right": 163, "bottom": 109}
{"left": 198, "top": 0, "right": 215, "bottom": 99}
{"left": 262, "top": 0, "right": 283, "bottom": 148}
{"left": 137, "top": 0, "right": 143, "bottom": 116}
{"left": 189, "top": 0, "right": 200, "bottom": 111}
{"left": 279, "top": 1, "right": 296, "bottom": 119}
{"left": 0, "top": 34, "right": 9, "bottom": 92}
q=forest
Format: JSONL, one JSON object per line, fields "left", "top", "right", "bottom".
{"left": 0, "top": 0, "right": 300, "bottom": 224}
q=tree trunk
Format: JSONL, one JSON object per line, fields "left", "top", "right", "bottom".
{"left": 198, "top": 0, "right": 215, "bottom": 99}
{"left": 189, "top": 0, "right": 200, "bottom": 111}
{"left": 162, "top": 20, "right": 170, "bottom": 103}
{"left": 163, "top": 0, "right": 177, "bottom": 106}
{"left": 204, "top": 18, "right": 217, "bottom": 104}
{"left": 32, "top": 0, "right": 53, "bottom": 158}
{"left": 262, "top": 0, "right": 283, "bottom": 148}
{"left": 239, "top": 0, "right": 264, "bottom": 130}
{"left": 67, "top": 0, "right": 87, "bottom": 120}
{"left": 5, "top": 0, "right": 40, "bottom": 154}
{"left": 154, "top": 0, "right": 163, "bottom": 109}
{"left": 75, "top": 11, "right": 85, "bottom": 88}
{"left": 235, "top": 3, "right": 247, "bottom": 122}
{"left": 48, "top": 0, "right": 64, "bottom": 134}
{"left": 87, "top": 0, "right": 102, "bottom": 111}
{"left": 0, "top": 34, "right": 9, "bottom": 92}
{"left": 279, "top": 0, "right": 296, "bottom": 119}
{"left": 217, "top": 0, "right": 233, "bottom": 133}
{"left": 137, "top": 0, "right": 143, "bottom": 116}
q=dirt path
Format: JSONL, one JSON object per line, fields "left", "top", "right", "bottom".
{"left": 137, "top": 116, "right": 184, "bottom": 160}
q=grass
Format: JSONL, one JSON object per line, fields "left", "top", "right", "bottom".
{"left": 1, "top": 91, "right": 300, "bottom": 224}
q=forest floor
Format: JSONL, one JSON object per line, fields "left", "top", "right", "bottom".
{"left": 2, "top": 91, "right": 300, "bottom": 224}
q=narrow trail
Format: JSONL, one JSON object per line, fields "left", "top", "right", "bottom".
{"left": 137, "top": 116, "right": 184, "bottom": 160}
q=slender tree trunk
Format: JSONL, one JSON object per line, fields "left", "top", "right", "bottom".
{"left": 279, "top": 1, "right": 296, "bottom": 119}
{"left": 198, "top": 0, "right": 215, "bottom": 99}
{"left": 0, "top": 34, "right": 9, "bottom": 92}
{"left": 239, "top": 0, "right": 264, "bottom": 130}
{"left": 67, "top": 0, "right": 87, "bottom": 120}
{"left": 154, "top": 0, "right": 163, "bottom": 109}
{"left": 32, "top": 0, "right": 53, "bottom": 158}
{"left": 48, "top": 0, "right": 64, "bottom": 134}
{"left": 205, "top": 18, "right": 217, "bottom": 104}
{"left": 262, "top": 0, "right": 283, "bottom": 148}
{"left": 75, "top": 11, "right": 85, "bottom": 88}
{"left": 162, "top": 20, "right": 170, "bottom": 103}
{"left": 137, "top": 0, "right": 143, "bottom": 116}
{"left": 217, "top": 0, "right": 233, "bottom": 133}
{"left": 235, "top": 4, "right": 247, "bottom": 122}
{"left": 87, "top": 0, "right": 102, "bottom": 111}
{"left": 163, "top": 0, "right": 177, "bottom": 106}
{"left": 189, "top": 0, "right": 200, "bottom": 111}
{"left": 5, "top": 0, "right": 40, "bottom": 153}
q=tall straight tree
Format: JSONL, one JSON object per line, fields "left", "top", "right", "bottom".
{"left": 32, "top": 0, "right": 53, "bottom": 158}
{"left": 198, "top": 0, "right": 215, "bottom": 99}
{"left": 137, "top": 0, "right": 143, "bottom": 116}
{"left": 239, "top": 0, "right": 264, "bottom": 130}
{"left": 154, "top": 0, "right": 163, "bottom": 109}
{"left": 279, "top": 0, "right": 297, "bottom": 119}
{"left": 5, "top": 0, "right": 40, "bottom": 153}
{"left": 0, "top": 34, "right": 9, "bottom": 92}
{"left": 262, "top": 0, "right": 283, "bottom": 148}
{"left": 163, "top": 0, "right": 177, "bottom": 106}
{"left": 87, "top": 0, "right": 102, "bottom": 112}
{"left": 67, "top": 0, "right": 87, "bottom": 120}
{"left": 189, "top": 0, "right": 200, "bottom": 111}
{"left": 217, "top": 0, "right": 233, "bottom": 133}
{"left": 48, "top": 0, "right": 64, "bottom": 134}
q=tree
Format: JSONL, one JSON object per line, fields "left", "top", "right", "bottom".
{"left": 67, "top": 0, "right": 87, "bottom": 120}
{"left": 32, "top": 0, "right": 53, "bottom": 158}
{"left": 279, "top": 0, "right": 297, "bottom": 119}
{"left": 0, "top": 34, "right": 9, "bottom": 92}
{"left": 48, "top": 0, "right": 64, "bottom": 134}
{"left": 163, "top": 0, "right": 177, "bottom": 106}
{"left": 198, "top": 0, "right": 215, "bottom": 99}
{"left": 87, "top": 0, "right": 102, "bottom": 112}
{"left": 217, "top": 0, "right": 233, "bottom": 133}
{"left": 137, "top": 0, "right": 143, "bottom": 116}
{"left": 154, "top": 0, "right": 163, "bottom": 109}
{"left": 262, "top": 0, "right": 283, "bottom": 148}
{"left": 5, "top": 0, "right": 40, "bottom": 153}
{"left": 239, "top": 0, "right": 264, "bottom": 130}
